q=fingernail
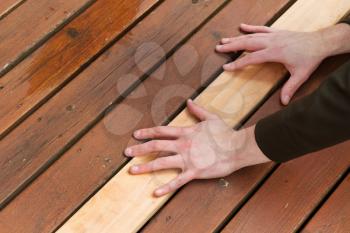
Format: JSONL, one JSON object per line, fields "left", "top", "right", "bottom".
{"left": 282, "top": 95, "right": 290, "bottom": 105}
{"left": 221, "top": 38, "right": 230, "bottom": 43}
{"left": 154, "top": 189, "right": 164, "bottom": 196}
{"left": 133, "top": 130, "right": 140, "bottom": 138}
{"left": 187, "top": 99, "right": 193, "bottom": 104}
{"left": 216, "top": 45, "right": 222, "bottom": 50}
{"left": 223, "top": 64, "right": 233, "bottom": 70}
{"left": 130, "top": 165, "right": 139, "bottom": 173}
{"left": 124, "top": 148, "right": 132, "bottom": 157}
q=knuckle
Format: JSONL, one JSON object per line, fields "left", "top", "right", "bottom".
{"left": 154, "top": 126, "right": 163, "bottom": 134}
{"left": 156, "top": 158, "right": 167, "bottom": 168}
{"left": 150, "top": 141, "right": 159, "bottom": 150}
{"left": 245, "top": 34, "right": 255, "bottom": 39}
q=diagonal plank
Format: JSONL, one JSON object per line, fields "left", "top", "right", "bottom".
{"left": 0, "top": 0, "right": 95, "bottom": 76}
{"left": 0, "top": 0, "right": 291, "bottom": 232}
{"left": 0, "top": 0, "right": 25, "bottom": 20}
{"left": 301, "top": 173, "right": 350, "bottom": 233}
{"left": 58, "top": 0, "right": 350, "bottom": 232}
{"left": 0, "top": 0, "right": 161, "bottom": 139}
{"left": 222, "top": 148, "right": 349, "bottom": 233}
{"left": 0, "top": 0, "right": 227, "bottom": 209}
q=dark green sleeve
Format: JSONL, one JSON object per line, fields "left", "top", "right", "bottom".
{"left": 340, "top": 17, "right": 350, "bottom": 25}
{"left": 255, "top": 60, "right": 350, "bottom": 162}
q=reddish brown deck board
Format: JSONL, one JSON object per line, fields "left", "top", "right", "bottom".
{"left": 302, "top": 174, "right": 350, "bottom": 233}
{"left": 142, "top": 55, "right": 350, "bottom": 233}
{"left": 0, "top": 0, "right": 227, "bottom": 213}
{"left": 0, "top": 0, "right": 160, "bottom": 139}
{"left": 221, "top": 55, "right": 350, "bottom": 233}
{"left": 0, "top": 0, "right": 291, "bottom": 232}
{"left": 222, "top": 149, "right": 349, "bottom": 233}
{"left": 0, "top": 0, "right": 24, "bottom": 19}
{"left": 0, "top": 0, "right": 95, "bottom": 76}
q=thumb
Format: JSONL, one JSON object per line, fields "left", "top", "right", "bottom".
{"left": 280, "top": 75, "right": 307, "bottom": 105}
{"left": 186, "top": 99, "right": 217, "bottom": 121}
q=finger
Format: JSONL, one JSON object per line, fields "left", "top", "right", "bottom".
{"left": 240, "top": 23, "right": 276, "bottom": 33}
{"left": 129, "top": 154, "right": 184, "bottom": 174}
{"left": 187, "top": 99, "right": 217, "bottom": 121}
{"left": 125, "top": 140, "right": 179, "bottom": 157}
{"left": 154, "top": 172, "right": 193, "bottom": 197}
{"left": 133, "top": 126, "right": 190, "bottom": 140}
{"left": 223, "top": 50, "right": 273, "bottom": 71}
{"left": 216, "top": 36, "right": 266, "bottom": 52}
{"left": 280, "top": 74, "right": 307, "bottom": 105}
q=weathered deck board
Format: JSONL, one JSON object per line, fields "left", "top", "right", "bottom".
{"left": 143, "top": 55, "right": 350, "bottom": 233}
{"left": 0, "top": 0, "right": 227, "bottom": 213}
{"left": 58, "top": 1, "right": 350, "bottom": 232}
{"left": 0, "top": 0, "right": 292, "bottom": 232}
{"left": 0, "top": 0, "right": 96, "bottom": 76}
{"left": 0, "top": 0, "right": 160, "bottom": 139}
{"left": 301, "top": 174, "right": 350, "bottom": 233}
{"left": 0, "top": 0, "right": 25, "bottom": 19}
{"left": 222, "top": 140, "right": 350, "bottom": 232}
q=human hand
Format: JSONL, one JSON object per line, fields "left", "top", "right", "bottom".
{"left": 124, "top": 100, "right": 270, "bottom": 197}
{"left": 216, "top": 24, "right": 329, "bottom": 105}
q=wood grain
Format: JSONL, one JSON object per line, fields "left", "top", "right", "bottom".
{"left": 143, "top": 55, "right": 350, "bottom": 233}
{"left": 0, "top": 0, "right": 291, "bottom": 232}
{"left": 0, "top": 0, "right": 24, "bottom": 19}
{"left": 0, "top": 0, "right": 159, "bottom": 138}
{"left": 302, "top": 174, "right": 350, "bottom": 233}
{"left": 0, "top": 0, "right": 227, "bottom": 213}
{"left": 222, "top": 142, "right": 350, "bottom": 232}
{"left": 58, "top": 1, "right": 350, "bottom": 232}
{"left": 0, "top": 0, "right": 94, "bottom": 76}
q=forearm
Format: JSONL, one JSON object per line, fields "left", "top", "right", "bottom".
{"left": 255, "top": 60, "right": 350, "bottom": 162}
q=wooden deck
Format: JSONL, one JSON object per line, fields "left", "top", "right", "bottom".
{"left": 0, "top": 0, "right": 349, "bottom": 232}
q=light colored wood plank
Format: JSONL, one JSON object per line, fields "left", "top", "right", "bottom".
{"left": 57, "top": 1, "right": 350, "bottom": 232}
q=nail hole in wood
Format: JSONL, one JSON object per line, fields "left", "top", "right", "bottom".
{"left": 67, "top": 28, "right": 79, "bottom": 38}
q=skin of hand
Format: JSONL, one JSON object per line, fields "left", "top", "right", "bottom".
{"left": 124, "top": 100, "right": 270, "bottom": 197}
{"left": 215, "top": 23, "right": 350, "bottom": 105}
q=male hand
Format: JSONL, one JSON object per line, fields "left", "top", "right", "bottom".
{"left": 125, "top": 100, "right": 270, "bottom": 197}
{"left": 216, "top": 24, "right": 329, "bottom": 105}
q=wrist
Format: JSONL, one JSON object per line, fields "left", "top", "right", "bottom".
{"left": 317, "top": 23, "right": 350, "bottom": 57}
{"left": 234, "top": 125, "right": 271, "bottom": 169}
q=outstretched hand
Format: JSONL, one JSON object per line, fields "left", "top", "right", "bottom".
{"left": 216, "top": 24, "right": 329, "bottom": 105}
{"left": 125, "top": 100, "right": 270, "bottom": 197}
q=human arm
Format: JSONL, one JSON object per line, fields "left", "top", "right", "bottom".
{"left": 255, "top": 60, "right": 350, "bottom": 162}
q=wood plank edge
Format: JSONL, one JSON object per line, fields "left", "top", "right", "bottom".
{"left": 0, "top": 0, "right": 96, "bottom": 77}
{"left": 297, "top": 167, "right": 350, "bottom": 232}
{"left": 0, "top": 0, "right": 26, "bottom": 20}
{"left": 0, "top": 0, "right": 165, "bottom": 140}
